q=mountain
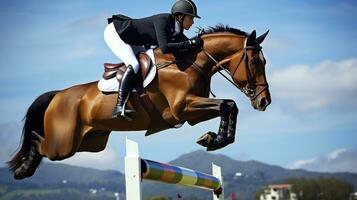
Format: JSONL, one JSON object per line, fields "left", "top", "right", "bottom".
{"left": 170, "top": 150, "right": 357, "bottom": 185}
{"left": 147, "top": 150, "right": 357, "bottom": 199}
{"left": 1, "top": 151, "right": 356, "bottom": 200}
{"left": 0, "top": 163, "right": 126, "bottom": 200}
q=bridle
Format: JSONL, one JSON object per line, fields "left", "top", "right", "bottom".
{"left": 156, "top": 34, "right": 269, "bottom": 100}
{"left": 201, "top": 42, "right": 269, "bottom": 101}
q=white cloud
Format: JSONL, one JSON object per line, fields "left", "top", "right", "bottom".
{"left": 270, "top": 58, "right": 357, "bottom": 112}
{"left": 290, "top": 158, "right": 317, "bottom": 169}
{"left": 52, "top": 147, "right": 121, "bottom": 170}
{"left": 264, "top": 36, "right": 294, "bottom": 52}
{"left": 289, "top": 149, "right": 357, "bottom": 173}
{"left": 62, "top": 45, "right": 99, "bottom": 61}
{"left": 327, "top": 148, "right": 348, "bottom": 160}
{"left": 66, "top": 14, "right": 108, "bottom": 31}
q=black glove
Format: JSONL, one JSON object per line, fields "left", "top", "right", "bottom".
{"left": 190, "top": 35, "right": 203, "bottom": 48}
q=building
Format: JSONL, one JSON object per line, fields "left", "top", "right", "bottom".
{"left": 260, "top": 184, "right": 297, "bottom": 200}
{"left": 350, "top": 192, "right": 357, "bottom": 200}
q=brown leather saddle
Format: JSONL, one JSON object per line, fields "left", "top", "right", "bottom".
{"left": 103, "top": 52, "right": 152, "bottom": 83}
{"left": 102, "top": 52, "right": 168, "bottom": 134}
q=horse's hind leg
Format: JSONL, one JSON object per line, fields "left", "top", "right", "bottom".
{"left": 40, "top": 117, "right": 85, "bottom": 161}
{"left": 39, "top": 93, "right": 86, "bottom": 161}
{"left": 77, "top": 130, "right": 111, "bottom": 152}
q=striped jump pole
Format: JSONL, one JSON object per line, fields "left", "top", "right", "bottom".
{"left": 125, "top": 138, "right": 224, "bottom": 200}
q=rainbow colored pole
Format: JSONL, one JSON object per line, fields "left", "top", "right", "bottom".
{"left": 141, "top": 159, "right": 222, "bottom": 192}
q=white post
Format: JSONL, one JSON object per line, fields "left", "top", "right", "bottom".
{"left": 212, "top": 163, "right": 224, "bottom": 200}
{"left": 125, "top": 137, "right": 142, "bottom": 200}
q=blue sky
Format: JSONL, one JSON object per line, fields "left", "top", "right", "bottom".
{"left": 1, "top": 0, "right": 357, "bottom": 173}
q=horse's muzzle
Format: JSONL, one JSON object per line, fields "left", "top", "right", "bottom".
{"left": 259, "top": 97, "right": 271, "bottom": 111}
{"left": 253, "top": 96, "right": 271, "bottom": 111}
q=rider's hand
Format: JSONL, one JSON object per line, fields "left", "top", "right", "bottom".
{"left": 190, "top": 35, "right": 203, "bottom": 48}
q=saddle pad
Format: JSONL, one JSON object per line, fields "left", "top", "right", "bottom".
{"left": 98, "top": 49, "right": 156, "bottom": 92}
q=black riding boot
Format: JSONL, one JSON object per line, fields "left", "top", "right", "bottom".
{"left": 112, "top": 65, "right": 137, "bottom": 119}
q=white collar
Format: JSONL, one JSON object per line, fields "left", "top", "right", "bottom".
{"left": 174, "top": 19, "right": 181, "bottom": 35}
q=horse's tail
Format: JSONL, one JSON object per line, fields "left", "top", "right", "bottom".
{"left": 7, "top": 90, "right": 59, "bottom": 173}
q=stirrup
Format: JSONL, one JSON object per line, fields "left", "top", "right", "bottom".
{"left": 112, "top": 104, "right": 135, "bottom": 121}
{"left": 120, "top": 104, "right": 135, "bottom": 121}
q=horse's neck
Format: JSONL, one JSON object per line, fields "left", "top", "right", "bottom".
{"left": 201, "top": 33, "right": 246, "bottom": 75}
{"left": 153, "top": 34, "right": 245, "bottom": 77}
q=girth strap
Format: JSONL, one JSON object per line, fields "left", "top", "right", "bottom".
{"left": 191, "top": 62, "right": 216, "bottom": 97}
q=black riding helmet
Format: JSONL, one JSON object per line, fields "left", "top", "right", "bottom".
{"left": 171, "top": 0, "right": 201, "bottom": 19}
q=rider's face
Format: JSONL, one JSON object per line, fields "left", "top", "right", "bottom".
{"left": 182, "top": 15, "right": 194, "bottom": 30}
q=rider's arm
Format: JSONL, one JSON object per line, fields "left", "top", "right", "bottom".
{"left": 174, "top": 32, "right": 189, "bottom": 42}
{"left": 154, "top": 17, "right": 192, "bottom": 54}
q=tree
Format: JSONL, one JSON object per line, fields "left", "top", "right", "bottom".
{"left": 254, "top": 187, "right": 264, "bottom": 200}
{"left": 286, "top": 177, "right": 353, "bottom": 200}
{"left": 146, "top": 195, "right": 170, "bottom": 200}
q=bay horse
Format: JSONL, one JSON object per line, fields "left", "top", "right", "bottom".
{"left": 8, "top": 25, "right": 271, "bottom": 180}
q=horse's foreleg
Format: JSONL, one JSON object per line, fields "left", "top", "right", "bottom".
{"left": 175, "top": 96, "right": 238, "bottom": 151}
{"left": 194, "top": 99, "right": 238, "bottom": 151}
{"left": 226, "top": 100, "right": 238, "bottom": 144}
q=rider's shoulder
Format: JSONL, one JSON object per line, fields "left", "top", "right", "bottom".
{"left": 150, "top": 13, "right": 173, "bottom": 21}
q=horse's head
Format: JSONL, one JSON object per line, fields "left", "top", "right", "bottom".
{"left": 199, "top": 26, "right": 271, "bottom": 111}
{"left": 228, "top": 30, "right": 271, "bottom": 111}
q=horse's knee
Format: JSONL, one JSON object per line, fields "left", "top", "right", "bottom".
{"left": 226, "top": 100, "right": 239, "bottom": 115}
{"left": 41, "top": 136, "right": 78, "bottom": 161}
{"left": 219, "top": 103, "right": 230, "bottom": 117}
{"left": 47, "top": 151, "right": 75, "bottom": 161}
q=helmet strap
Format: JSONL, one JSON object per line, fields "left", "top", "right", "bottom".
{"left": 177, "top": 14, "right": 185, "bottom": 31}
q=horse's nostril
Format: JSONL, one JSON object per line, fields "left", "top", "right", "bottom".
{"left": 259, "top": 98, "right": 266, "bottom": 108}
{"left": 259, "top": 97, "right": 270, "bottom": 109}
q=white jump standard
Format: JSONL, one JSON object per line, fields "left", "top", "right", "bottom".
{"left": 125, "top": 138, "right": 224, "bottom": 200}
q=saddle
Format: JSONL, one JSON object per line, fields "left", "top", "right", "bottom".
{"left": 102, "top": 52, "right": 164, "bottom": 134}
{"left": 102, "top": 52, "right": 152, "bottom": 82}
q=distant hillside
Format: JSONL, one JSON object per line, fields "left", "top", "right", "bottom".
{"left": 0, "top": 163, "right": 126, "bottom": 200}
{"left": 1, "top": 151, "right": 356, "bottom": 200}
{"left": 148, "top": 150, "right": 357, "bottom": 200}
{"left": 170, "top": 150, "right": 357, "bottom": 185}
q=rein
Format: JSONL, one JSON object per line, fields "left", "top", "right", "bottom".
{"left": 155, "top": 40, "right": 268, "bottom": 100}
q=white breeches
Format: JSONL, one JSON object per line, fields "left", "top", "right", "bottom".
{"left": 104, "top": 22, "right": 144, "bottom": 74}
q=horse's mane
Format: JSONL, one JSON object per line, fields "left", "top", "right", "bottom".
{"left": 199, "top": 24, "right": 248, "bottom": 36}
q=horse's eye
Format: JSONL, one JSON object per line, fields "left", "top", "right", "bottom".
{"left": 251, "top": 58, "right": 259, "bottom": 64}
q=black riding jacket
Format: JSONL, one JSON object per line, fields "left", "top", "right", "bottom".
{"left": 108, "top": 13, "right": 192, "bottom": 53}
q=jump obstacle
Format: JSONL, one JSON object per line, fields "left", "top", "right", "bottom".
{"left": 125, "top": 138, "right": 224, "bottom": 200}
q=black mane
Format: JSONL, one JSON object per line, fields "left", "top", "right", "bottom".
{"left": 199, "top": 24, "right": 247, "bottom": 36}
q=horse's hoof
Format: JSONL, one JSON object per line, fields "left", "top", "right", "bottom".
{"left": 13, "top": 147, "right": 43, "bottom": 180}
{"left": 14, "top": 163, "right": 27, "bottom": 180}
{"left": 206, "top": 141, "right": 229, "bottom": 151}
{"left": 206, "top": 146, "right": 217, "bottom": 151}
{"left": 197, "top": 131, "right": 217, "bottom": 147}
{"left": 14, "top": 168, "right": 25, "bottom": 180}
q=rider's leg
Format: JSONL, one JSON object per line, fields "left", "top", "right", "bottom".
{"left": 104, "top": 22, "right": 141, "bottom": 118}
{"left": 113, "top": 65, "right": 136, "bottom": 118}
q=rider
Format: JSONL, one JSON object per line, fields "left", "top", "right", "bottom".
{"left": 104, "top": 0, "right": 203, "bottom": 119}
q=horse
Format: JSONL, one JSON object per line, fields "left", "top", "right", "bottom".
{"left": 8, "top": 25, "right": 271, "bottom": 180}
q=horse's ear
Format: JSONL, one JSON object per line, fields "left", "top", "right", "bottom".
{"left": 247, "top": 30, "right": 256, "bottom": 45}
{"left": 256, "top": 30, "right": 269, "bottom": 44}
